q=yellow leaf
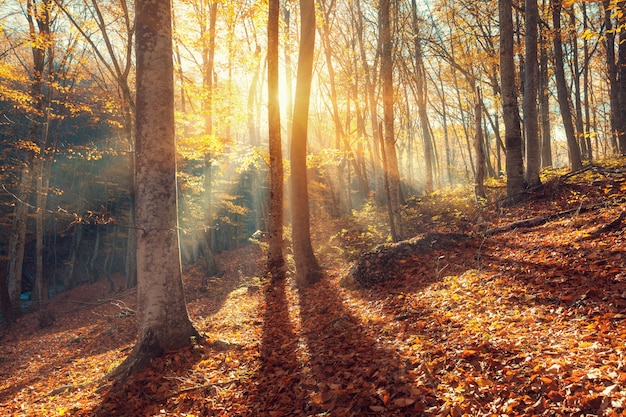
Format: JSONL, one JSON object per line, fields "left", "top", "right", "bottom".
{"left": 476, "top": 377, "right": 494, "bottom": 388}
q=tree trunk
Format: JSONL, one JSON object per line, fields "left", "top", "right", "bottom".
{"left": 618, "top": 2, "right": 626, "bottom": 154}
{"left": 354, "top": 0, "right": 383, "bottom": 205}
{"left": 604, "top": 0, "right": 620, "bottom": 155}
{"left": 6, "top": 167, "right": 31, "bottom": 316}
{"left": 202, "top": 1, "right": 219, "bottom": 276}
{"left": 539, "top": 20, "right": 553, "bottom": 167}
{"left": 115, "top": 0, "right": 198, "bottom": 377}
{"left": 500, "top": 0, "right": 525, "bottom": 201}
{"left": 411, "top": 0, "right": 434, "bottom": 193}
{"left": 378, "top": 122, "right": 398, "bottom": 242}
{"left": 474, "top": 87, "right": 486, "bottom": 200}
{"left": 568, "top": 8, "right": 587, "bottom": 162}
{"left": 380, "top": 0, "right": 403, "bottom": 240}
{"left": 581, "top": 4, "right": 593, "bottom": 162}
{"left": 267, "top": 0, "right": 285, "bottom": 279}
{"left": 552, "top": 0, "right": 583, "bottom": 170}
{"left": 290, "top": 0, "right": 322, "bottom": 286}
{"left": 524, "top": 0, "right": 541, "bottom": 187}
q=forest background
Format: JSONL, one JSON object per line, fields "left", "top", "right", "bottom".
{"left": 1, "top": 0, "right": 626, "bottom": 415}
{"left": 2, "top": 0, "right": 625, "bottom": 317}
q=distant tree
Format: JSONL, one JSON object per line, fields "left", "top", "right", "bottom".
{"left": 539, "top": 22, "right": 553, "bottom": 167}
{"left": 114, "top": 0, "right": 198, "bottom": 377}
{"left": 55, "top": 0, "right": 137, "bottom": 287}
{"left": 6, "top": 0, "right": 55, "bottom": 316}
{"left": 267, "top": 0, "right": 285, "bottom": 279}
{"left": 499, "top": 0, "right": 525, "bottom": 200}
{"left": 474, "top": 87, "right": 486, "bottom": 199}
{"left": 290, "top": 0, "right": 322, "bottom": 285}
{"left": 552, "top": 0, "right": 583, "bottom": 170}
{"left": 604, "top": 0, "right": 621, "bottom": 155}
{"left": 380, "top": 0, "right": 402, "bottom": 241}
{"left": 410, "top": 0, "right": 435, "bottom": 194}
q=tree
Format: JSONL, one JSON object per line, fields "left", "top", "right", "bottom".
{"left": 524, "top": 0, "right": 541, "bottom": 187}
{"left": 539, "top": 21, "right": 553, "bottom": 167}
{"left": 616, "top": 1, "right": 626, "bottom": 154}
{"left": 55, "top": 0, "right": 138, "bottom": 288}
{"left": 114, "top": 0, "right": 198, "bottom": 377}
{"left": 499, "top": 0, "right": 525, "bottom": 201}
{"left": 380, "top": 0, "right": 402, "bottom": 241}
{"left": 604, "top": 0, "right": 621, "bottom": 155}
{"left": 552, "top": 0, "right": 583, "bottom": 170}
{"left": 267, "top": 0, "right": 285, "bottom": 279}
{"left": 474, "top": 87, "right": 486, "bottom": 199}
{"left": 6, "top": 0, "right": 55, "bottom": 315}
{"left": 411, "top": 0, "right": 435, "bottom": 194}
{"left": 290, "top": 0, "right": 322, "bottom": 286}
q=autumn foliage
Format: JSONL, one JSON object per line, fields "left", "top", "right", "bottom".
{"left": 1, "top": 165, "right": 626, "bottom": 416}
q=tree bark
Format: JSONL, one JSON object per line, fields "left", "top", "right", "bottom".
{"left": 539, "top": 21, "right": 553, "bottom": 167}
{"left": 618, "top": 2, "right": 626, "bottom": 154}
{"left": 202, "top": 1, "right": 219, "bottom": 276}
{"left": 114, "top": 0, "right": 198, "bottom": 377}
{"left": 380, "top": 0, "right": 403, "bottom": 240}
{"left": 474, "top": 87, "right": 486, "bottom": 200}
{"left": 552, "top": 0, "right": 583, "bottom": 170}
{"left": 411, "top": 0, "right": 434, "bottom": 193}
{"left": 267, "top": 0, "right": 285, "bottom": 279}
{"left": 290, "top": 0, "right": 322, "bottom": 286}
{"left": 524, "top": 0, "right": 541, "bottom": 187}
{"left": 499, "top": 0, "right": 525, "bottom": 201}
{"left": 604, "top": 0, "right": 620, "bottom": 155}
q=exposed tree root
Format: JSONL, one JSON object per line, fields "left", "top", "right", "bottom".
{"left": 576, "top": 210, "right": 626, "bottom": 241}
{"left": 483, "top": 198, "right": 625, "bottom": 236}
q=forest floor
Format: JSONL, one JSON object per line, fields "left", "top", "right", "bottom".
{"left": 1, "top": 163, "right": 626, "bottom": 416}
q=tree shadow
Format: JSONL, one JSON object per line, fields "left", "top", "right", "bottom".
{"left": 479, "top": 228, "right": 626, "bottom": 309}
{"left": 86, "top": 342, "right": 206, "bottom": 417}
{"left": 247, "top": 277, "right": 309, "bottom": 415}
{"left": 296, "top": 275, "right": 433, "bottom": 415}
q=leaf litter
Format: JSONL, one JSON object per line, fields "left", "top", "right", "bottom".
{"left": 0, "top": 167, "right": 625, "bottom": 416}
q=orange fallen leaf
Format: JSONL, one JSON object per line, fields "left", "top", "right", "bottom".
{"left": 392, "top": 397, "right": 415, "bottom": 407}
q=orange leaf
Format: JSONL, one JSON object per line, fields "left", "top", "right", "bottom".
{"left": 392, "top": 397, "right": 415, "bottom": 407}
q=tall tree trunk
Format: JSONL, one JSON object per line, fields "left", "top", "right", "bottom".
{"left": 283, "top": 5, "right": 294, "bottom": 141}
{"left": 380, "top": 0, "right": 402, "bottom": 241}
{"left": 436, "top": 62, "right": 454, "bottom": 184}
{"left": 552, "top": 0, "right": 583, "bottom": 170}
{"left": 411, "top": 0, "right": 434, "bottom": 193}
{"left": 499, "top": 0, "right": 525, "bottom": 200}
{"left": 378, "top": 121, "right": 398, "bottom": 241}
{"left": 569, "top": 8, "right": 587, "bottom": 161}
{"left": 604, "top": 0, "right": 620, "bottom": 155}
{"left": 617, "top": 2, "right": 626, "bottom": 154}
{"left": 6, "top": 167, "right": 31, "bottom": 316}
{"left": 33, "top": 153, "right": 49, "bottom": 306}
{"left": 203, "top": 1, "right": 219, "bottom": 276}
{"left": 267, "top": 0, "right": 285, "bottom": 279}
{"left": 115, "top": 0, "right": 198, "bottom": 377}
{"left": 354, "top": 0, "right": 383, "bottom": 205}
{"left": 524, "top": 0, "right": 541, "bottom": 187}
{"left": 539, "top": 20, "right": 553, "bottom": 167}
{"left": 290, "top": 0, "right": 322, "bottom": 286}
{"left": 474, "top": 87, "right": 486, "bottom": 200}
{"left": 582, "top": 3, "right": 593, "bottom": 162}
